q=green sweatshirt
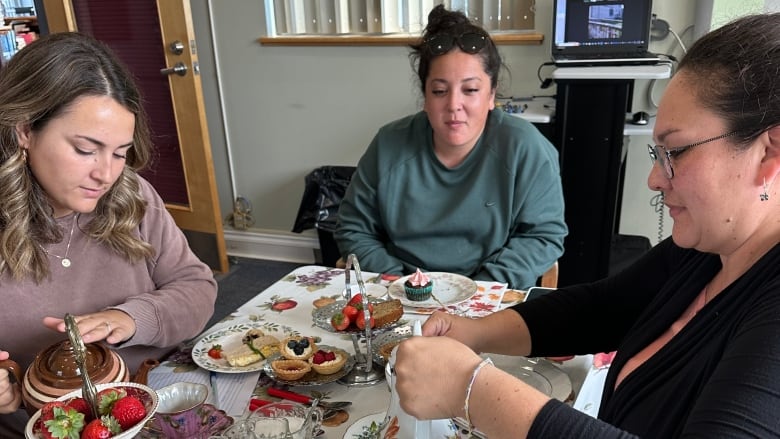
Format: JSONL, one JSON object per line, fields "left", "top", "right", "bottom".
{"left": 335, "top": 109, "right": 567, "bottom": 289}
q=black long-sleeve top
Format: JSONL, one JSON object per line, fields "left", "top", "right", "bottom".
{"left": 513, "top": 238, "right": 780, "bottom": 438}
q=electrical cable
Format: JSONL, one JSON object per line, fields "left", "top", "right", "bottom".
{"left": 537, "top": 61, "right": 555, "bottom": 89}
{"left": 668, "top": 28, "right": 687, "bottom": 54}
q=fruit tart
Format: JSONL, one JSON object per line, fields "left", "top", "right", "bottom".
{"left": 270, "top": 359, "right": 311, "bottom": 381}
{"left": 280, "top": 336, "right": 317, "bottom": 361}
{"left": 309, "top": 348, "right": 347, "bottom": 375}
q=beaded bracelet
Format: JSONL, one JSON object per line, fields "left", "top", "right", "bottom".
{"left": 463, "top": 357, "right": 493, "bottom": 435}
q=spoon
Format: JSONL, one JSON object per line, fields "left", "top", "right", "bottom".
{"left": 64, "top": 313, "right": 100, "bottom": 420}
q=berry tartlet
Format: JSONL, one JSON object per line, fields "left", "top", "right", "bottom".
{"left": 309, "top": 349, "right": 347, "bottom": 375}
{"left": 280, "top": 336, "right": 317, "bottom": 361}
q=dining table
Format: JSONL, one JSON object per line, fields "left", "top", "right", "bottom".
{"left": 145, "top": 265, "right": 602, "bottom": 438}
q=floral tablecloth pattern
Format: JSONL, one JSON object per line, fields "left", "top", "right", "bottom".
{"left": 149, "top": 266, "right": 508, "bottom": 438}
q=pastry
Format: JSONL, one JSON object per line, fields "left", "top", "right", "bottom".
{"left": 372, "top": 299, "right": 403, "bottom": 328}
{"left": 270, "top": 359, "right": 311, "bottom": 381}
{"left": 224, "top": 330, "right": 281, "bottom": 367}
{"left": 280, "top": 336, "right": 317, "bottom": 361}
{"left": 404, "top": 268, "right": 433, "bottom": 301}
{"left": 309, "top": 348, "right": 347, "bottom": 375}
{"left": 378, "top": 340, "right": 402, "bottom": 362}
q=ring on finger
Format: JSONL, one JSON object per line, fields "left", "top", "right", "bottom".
{"left": 104, "top": 321, "right": 112, "bottom": 334}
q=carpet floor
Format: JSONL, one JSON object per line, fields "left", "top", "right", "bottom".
{"left": 206, "top": 257, "right": 304, "bottom": 329}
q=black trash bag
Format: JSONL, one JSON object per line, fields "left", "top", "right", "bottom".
{"left": 292, "top": 166, "right": 356, "bottom": 234}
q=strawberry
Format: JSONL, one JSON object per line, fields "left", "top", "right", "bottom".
{"left": 81, "top": 416, "right": 120, "bottom": 439}
{"left": 40, "top": 401, "right": 67, "bottom": 424}
{"left": 330, "top": 312, "right": 350, "bottom": 331}
{"left": 347, "top": 294, "right": 374, "bottom": 313}
{"left": 111, "top": 395, "right": 147, "bottom": 430}
{"left": 96, "top": 387, "right": 126, "bottom": 416}
{"left": 341, "top": 304, "right": 359, "bottom": 320}
{"left": 208, "top": 344, "right": 223, "bottom": 359}
{"left": 66, "top": 396, "right": 93, "bottom": 422}
{"left": 355, "top": 312, "right": 375, "bottom": 330}
{"left": 40, "top": 405, "right": 85, "bottom": 439}
{"left": 346, "top": 293, "right": 364, "bottom": 307}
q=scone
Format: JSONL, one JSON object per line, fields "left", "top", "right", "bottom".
{"left": 280, "top": 336, "right": 317, "bottom": 361}
{"left": 309, "top": 348, "right": 347, "bottom": 375}
{"left": 270, "top": 359, "right": 311, "bottom": 381}
{"left": 224, "top": 330, "right": 281, "bottom": 367}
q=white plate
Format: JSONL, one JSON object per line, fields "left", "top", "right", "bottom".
{"left": 343, "top": 411, "right": 460, "bottom": 438}
{"left": 342, "top": 412, "right": 386, "bottom": 439}
{"left": 342, "top": 283, "right": 388, "bottom": 299}
{"left": 387, "top": 272, "right": 477, "bottom": 308}
{"left": 192, "top": 321, "right": 292, "bottom": 373}
{"left": 451, "top": 355, "right": 572, "bottom": 437}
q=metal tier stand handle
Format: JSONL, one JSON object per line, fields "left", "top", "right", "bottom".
{"left": 64, "top": 313, "right": 100, "bottom": 420}
{"left": 338, "top": 254, "right": 383, "bottom": 386}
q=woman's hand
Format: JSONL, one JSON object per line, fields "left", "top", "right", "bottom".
{"left": 394, "top": 335, "right": 482, "bottom": 420}
{"left": 0, "top": 351, "right": 22, "bottom": 414}
{"left": 421, "top": 311, "right": 484, "bottom": 350}
{"left": 43, "top": 309, "right": 136, "bottom": 344}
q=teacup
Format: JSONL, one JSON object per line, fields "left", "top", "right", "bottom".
{"left": 250, "top": 401, "right": 322, "bottom": 439}
{"left": 155, "top": 382, "right": 209, "bottom": 438}
{"left": 218, "top": 417, "right": 291, "bottom": 439}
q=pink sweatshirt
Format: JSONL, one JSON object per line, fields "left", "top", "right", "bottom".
{"left": 0, "top": 177, "right": 217, "bottom": 376}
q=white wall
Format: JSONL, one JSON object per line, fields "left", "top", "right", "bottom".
{"left": 190, "top": 0, "right": 698, "bottom": 261}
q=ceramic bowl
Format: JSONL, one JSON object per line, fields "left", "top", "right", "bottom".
{"left": 24, "top": 382, "right": 158, "bottom": 439}
{"left": 156, "top": 382, "right": 208, "bottom": 414}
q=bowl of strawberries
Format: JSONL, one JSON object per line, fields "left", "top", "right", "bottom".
{"left": 25, "top": 382, "right": 158, "bottom": 439}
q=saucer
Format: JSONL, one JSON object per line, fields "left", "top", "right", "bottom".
{"left": 139, "top": 403, "right": 234, "bottom": 438}
{"left": 342, "top": 412, "right": 459, "bottom": 438}
{"left": 342, "top": 412, "right": 386, "bottom": 439}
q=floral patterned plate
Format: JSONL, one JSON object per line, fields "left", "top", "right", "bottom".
{"left": 387, "top": 272, "right": 477, "bottom": 308}
{"left": 139, "top": 403, "right": 234, "bottom": 438}
{"left": 192, "top": 320, "right": 292, "bottom": 373}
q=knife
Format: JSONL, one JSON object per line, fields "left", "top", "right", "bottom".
{"left": 266, "top": 387, "right": 313, "bottom": 405}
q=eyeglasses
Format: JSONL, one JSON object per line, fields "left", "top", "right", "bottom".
{"left": 647, "top": 131, "right": 738, "bottom": 179}
{"left": 424, "top": 31, "right": 488, "bottom": 55}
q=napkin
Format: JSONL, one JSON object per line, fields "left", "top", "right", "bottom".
{"left": 147, "top": 366, "right": 260, "bottom": 417}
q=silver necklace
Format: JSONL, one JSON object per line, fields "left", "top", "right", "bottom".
{"left": 44, "top": 214, "right": 78, "bottom": 268}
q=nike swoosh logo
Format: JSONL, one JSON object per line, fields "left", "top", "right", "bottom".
{"left": 485, "top": 201, "right": 497, "bottom": 207}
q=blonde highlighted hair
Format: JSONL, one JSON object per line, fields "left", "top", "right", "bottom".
{"left": 0, "top": 32, "right": 155, "bottom": 282}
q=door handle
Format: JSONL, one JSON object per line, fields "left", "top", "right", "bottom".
{"left": 160, "top": 62, "right": 187, "bottom": 77}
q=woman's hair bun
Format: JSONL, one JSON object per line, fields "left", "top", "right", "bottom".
{"left": 426, "top": 4, "right": 469, "bottom": 34}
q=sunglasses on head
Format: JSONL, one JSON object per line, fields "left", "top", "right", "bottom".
{"left": 424, "top": 31, "right": 488, "bottom": 55}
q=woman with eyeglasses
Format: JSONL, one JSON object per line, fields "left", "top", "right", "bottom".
{"left": 334, "top": 5, "right": 567, "bottom": 290}
{"left": 393, "top": 12, "right": 780, "bottom": 438}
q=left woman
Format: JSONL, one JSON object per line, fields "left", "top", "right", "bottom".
{"left": 0, "top": 32, "right": 217, "bottom": 435}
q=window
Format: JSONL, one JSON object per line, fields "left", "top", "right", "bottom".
{"left": 264, "top": 0, "right": 537, "bottom": 36}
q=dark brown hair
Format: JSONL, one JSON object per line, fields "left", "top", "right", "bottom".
{"left": 408, "top": 4, "right": 503, "bottom": 94}
{"left": 678, "top": 13, "right": 780, "bottom": 149}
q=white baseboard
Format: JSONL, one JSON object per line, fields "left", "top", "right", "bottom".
{"left": 223, "top": 228, "right": 318, "bottom": 263}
